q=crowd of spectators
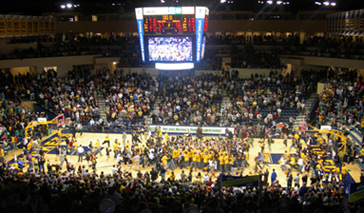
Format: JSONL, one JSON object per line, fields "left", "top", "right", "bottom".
{"left": 0, "top": 156, "right": 358, "bottom": 213}
{"left": 104, "top": 72, "right": 157, "bottom": 126}
{"left": 0, "top": 124, "right": 360, "bottom": 213}
{"left": 3, "top": 34, "right": 363, "bottom": 71}
{"left": 316, "top": 69, "right": 363, "bottom": 129}
{"left": 0, "top": 65, "right": 331, "bottom": 132}
{"left": 315, "top": 69, "right": 364, "bottom": 163}
{"left": 0, "top": 30, "right": 364, "bottom": 213}
{"left": 150, "top": 73, "right": 223, "bottom": 126}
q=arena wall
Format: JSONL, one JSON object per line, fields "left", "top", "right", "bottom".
{"left": 55, "top": 20, "right": 326, "bottom": 34}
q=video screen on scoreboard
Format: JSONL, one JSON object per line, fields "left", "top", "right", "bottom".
{"left": 147, "top": 36, "right": 193, "bottom": 62}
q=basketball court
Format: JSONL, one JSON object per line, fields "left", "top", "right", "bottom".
{"left": 4, "top": 128, "right": 362, "bottom": 187}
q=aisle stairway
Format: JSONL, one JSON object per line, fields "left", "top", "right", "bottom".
{"left": 292, "top": 93, "right": 318, "bottom": 130}
{"left": 220, "top": 90, "right": 231, "bottom": 124}
{"left": 96, "top": 94, "right": 107, "bottom": 122}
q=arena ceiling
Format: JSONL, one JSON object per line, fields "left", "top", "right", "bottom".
{"left": 2, "top": 0, "right": 364, "bottom": 15}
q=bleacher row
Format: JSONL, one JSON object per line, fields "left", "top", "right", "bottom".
{"left": 348, "top": 125, "right": 364, "bottom": 170}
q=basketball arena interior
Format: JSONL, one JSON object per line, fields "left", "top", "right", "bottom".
{"left": 0, "top": 0, "right": 364, "bottom": 212}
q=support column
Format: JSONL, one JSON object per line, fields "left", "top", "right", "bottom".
{"left": 299, "top": 31, "right": 306, "bottom": 45}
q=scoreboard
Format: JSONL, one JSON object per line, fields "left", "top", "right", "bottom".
{"left": 143, "top": 15, "right": 196, "bottom": 34}
{"left": 135, "top": 6, "right": 209, "bottom": 70}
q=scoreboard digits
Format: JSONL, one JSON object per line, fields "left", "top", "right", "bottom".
{"left": 144, "top": 15, "right": 196, "bottom": 35}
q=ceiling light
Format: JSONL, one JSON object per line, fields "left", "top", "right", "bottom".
{"left": 66, "top": 3, "right": 72, "bottom": 8}
{"left": 220, "top": 0, "right": 226, "bottom": 3}
{"left": 323, "top": 1, "right": 330, "bottom": 6}
{"left": 330, "top": 2, "right": 336, "bottom": 6}
{"left": 60, "top": 4, "right": 66, "bottom": 9}
{"left": 277, "top": 1, "right": 282, "bottom": 4}
{"left": 267, "top": 0, "right": 273, "bottom": 4}
{"left": 315, "top": 1, "right": 322, "bottom": 5}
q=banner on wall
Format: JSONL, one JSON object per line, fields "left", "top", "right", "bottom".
{"left": 345, "top": 12, "right": 350, "bottom": 35}
{"left": 360, "top": 9, "right": 364, "bottom": 36}
{"left": 220, "top": 174, "right": 260, "bottom": 187}
{"left": 349, "top": 183, "right": 364, "bottom": 203}
{"left": 33, "top": 16, "right": 39, "bottom": 35}
{"left": 349, "top": 10, "right": 355, "bottom": 35}
{"left": 148, "top": 125, "right": 234, "bottom": 135}
{"left": 27, "top": 16, "right": 33, "bottom": 36}
{"left": 336, "top": 13, "right": 341, "bottom": 34}
{"left": 354, "top": 10, "right": 360, "bottom": 36}
{"left": 13, "top": 16, "right": 19, "bottom": 36}
{"left": 20, "top": 16, "right": 26, "bottom": 36}
{"left": 44, "top": 17, "right": 49, "bottom": 34}
{"left": 341, "top": 12, "right": 346, "bottom": 34}
{"left": 39, "top": 16, "right": 45, "bottom": 35}
{"left": 0, "top": 15, "right": 5, "bottom": 37}
{"left": 5, "top": 15, "right": 13, "bottom": 37}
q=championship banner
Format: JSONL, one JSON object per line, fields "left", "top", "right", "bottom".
{"left": 39, "top": 17, "right": 45, "bottom": 35}
{"left": 0, "top": 15, "right": 5, "bottom": 37}
{"left": 33, "top": 17, "right": 39, "bottom": 35}
{"left": 341, "top": 12, "right": 346, "bottom": 34}
{"left": 335, "top": 13, "right": 341, "bottom": 34}
{"left": 20, "top": 16, "right": 26, "bottom": 36}
{"left": 345, "top": 12, "right": 350, "bottom": 35}
{"left": 349, "top": 10, "right": 355, "bottom": 35}
{"left": 148, "top": 125, "right": 234, "bottom": 135}
{"left": 354, "top": 10, "right": 360, "bottom": 36}
{"left": 44, "top": 17, "right": 50, "bottom": 35}
{"left": 5, "top": 15, "right": 13, "bottom": 37}
{"left": 27, "top": 16, "right": 33, "bottom": 36}
{"left": 13, "top": 16, "right": 20, "bottom": 36}
{"left": 349, "top": 183, "right": 364, "bottom": 203}
{"left": 360, "top": 10, "right": 364, "bottom": 36}
{"left": 220, "top": 174, "right": 260, "bottom": 187}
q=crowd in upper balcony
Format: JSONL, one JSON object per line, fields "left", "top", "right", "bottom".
{"left": 2, "top": 35, "right": 363, "bottom": 69}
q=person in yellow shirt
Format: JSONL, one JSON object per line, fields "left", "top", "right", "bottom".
{"left": 96, "top": 139, "right": 102, "bottom": 156}
{"left": 196, "top": 152, "right": 201, "bottom": 170}
{"left": 73, "top": 140, "right": 78, "bottom": 155}
{"left": 188, "top": 149, "right": 193, "bottom": 166}
{"left": 183, "top": 150, "right": 190, "bottom": 169}
{"left": 224, "top": 154, "right": 230, "bottom": 172}
{"left": 172, "top": 149, "right": 180, "bottom": 168}
{"left": 341, "top": 163, "right": 348, "bottom": 176}
{"left": 192, "top": 151, "right": 198, "bottom": 171}
{"left": 58, "top": 129, "right": 62, "bottom": 144}
{"left": 219, "top": 152, "right": 225, "bottom": 172}
{"left": 173, "top": 114, "right": 179, "bottom": 121}
{"left": 0, "top": 145, "right": 4, "bottom": 163}
{"left": 102, "top": 134, "right": 110, "bottom": 147}
{"left": 10, "top": 136, "right": 17, "bottom": 151}
{"left": 290, "top": 157, "right": 296, "bottom": 171}
{"left": 161, "top": 155, "right": 168, "bottom": 167}
{"left": 168, "top": 171, "right": 175, "bottom": 181}
{"left": 202, "top": 151, "right": 209, "bottom": 170}
{"left": 113, "top": 142, "right": 119, "bottom": 159}
{"left": 229, "top": 155, "right": 235, "bottom": 173}
{"left": 27, "top": 139, "right": 33, "bottom": 151}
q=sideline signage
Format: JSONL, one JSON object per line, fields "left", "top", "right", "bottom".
{"left": 148, "top": 125, "right": 234, "bottom": 135}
